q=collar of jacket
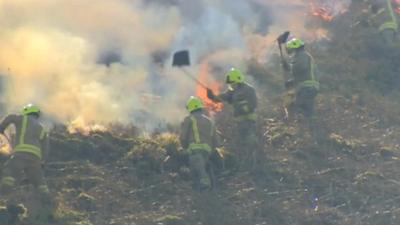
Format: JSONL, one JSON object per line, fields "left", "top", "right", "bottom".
{"left": 190, "top": 109, "right": 203, "bottom": 115}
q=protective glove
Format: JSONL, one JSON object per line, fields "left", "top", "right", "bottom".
{"left": 281, "top": 60, "right": 290, "bottom": 71}
{"left": 206, "top": 88, "right": 216, "bottom": 100}
{"left": 285, "top": 79, "right": 295, "bottom": 89}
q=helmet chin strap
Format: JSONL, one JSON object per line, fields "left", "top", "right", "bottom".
{"left": 228, "top": 83, "right": 238, "bottom": 90}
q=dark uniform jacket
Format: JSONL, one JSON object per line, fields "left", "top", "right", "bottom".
{"left": 215, "top": 83, "right": 257, "bottom": 119}
{"left": 0, "top": 114, "right": 49, "bottom": 160}
{"left": 287, "top": 49, "right": 319, "bottom": 90}
{"left": 180, "top": 110, "right": 219, "bottom": 152}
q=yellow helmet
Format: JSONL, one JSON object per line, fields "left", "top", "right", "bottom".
{"left": 286, "top": 38, "right": 305, "bottom": 50}
{"left": 22, "top": 103, "right": 40, "bottom": 116}
{"left": 226, "top": 68, "right": 244, "bottom": 84}
{"left": 186, "top": 96, "right": 204, "bottom": 113}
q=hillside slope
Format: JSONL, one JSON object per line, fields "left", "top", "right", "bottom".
{"left": 2, "top": 2, "right": 400, "bottom": 225}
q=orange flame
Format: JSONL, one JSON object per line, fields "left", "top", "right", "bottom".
{"left": 196, "top": 63, "right": 224, "bottom": 112}
{"left": 311, "top": 3, "right": 334, "bottom": 22}
{"left": 0, "top": 135, "right": 12, "bottom": 156}
{"left": 68, "top": 116, "right": 107, "bottom": 135}
{"left": 310, "top": 0, "right": 349, "bottom": 22}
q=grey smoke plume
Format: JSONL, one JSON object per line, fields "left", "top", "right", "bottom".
{"left": 0, "top": 0, "right": 347, "bottom": 130}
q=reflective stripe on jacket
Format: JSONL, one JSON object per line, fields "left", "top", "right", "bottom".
{"left": 187, "top": 116, "right": 212, "bottom": 154}
{"left": 292, "top": 50, "right": 319, "bottom": 90}
{"left": 14, "top": 115, "right": 43, "bottom": 159}
{"left": 179, "top": 110, "right": 219, "bottom": 154}
{"left": 0, "top": 114, "right": 46, "bottom": 160}
{"left": 216, "top": 83, "right": 258, "bottom": 119}
{"left": 379, "top": 0, "right": 399, "bottom": 32}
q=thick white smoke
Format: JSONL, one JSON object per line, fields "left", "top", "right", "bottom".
{"left": 0, "top": 0, "right": 181, "bottom": 128}
{"left": 0, "top": 0, "right": 349, "bottom": 131}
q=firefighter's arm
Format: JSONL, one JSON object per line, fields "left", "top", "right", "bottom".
{"left": 281, "top": 59, "right": 290, "bottom": 71}
{"left": 211, "top": 126, "right": 225, "bottom": 162}
{"left": 249, "top": 88, "right": 258, "bottom": 110}
{"left": 208, "top": 88, "right": 233, "bottom": 103}
{"left": 282, "top": 58, "right": 292, "bottom": 88}
{"left": 211, "top": 124, "right": 222, "bottom": 150}
{"left": 179, "top": 118, "right": 190, "bottom": 149}
{"left": 40, "top": 128, "right": 50, "bottom": 162}
{"left": 0, "top": 115, "right": 17, "bottom": 134}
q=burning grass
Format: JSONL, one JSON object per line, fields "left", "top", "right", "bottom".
{"left": 3, "top": 1, "right": 400, "bottom": 225}
{"left": 309, "top": 0, "right": 349, "bottom": 22}
{"left": 196, "top": 62, "right": 224, "bottom": 113}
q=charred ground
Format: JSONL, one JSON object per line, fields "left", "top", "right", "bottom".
{"left": 3, "top": 2, "right": 400, "bottom": 225}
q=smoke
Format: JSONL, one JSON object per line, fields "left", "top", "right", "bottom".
{"left": 0, "top": 0, "right": 180, "bottom": 127}
{"left": 0, "top": 0, "right": 349, "bottom": 131}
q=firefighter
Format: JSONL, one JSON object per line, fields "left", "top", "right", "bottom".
{"left": 180, "top": 96, "right": 220, "bottom": 190}
{"left": 361, "top": 0, "right": 399, "bottom": 45}
{"left": 283, "top": 38, "right": 319, "bottom": 119}
{"left": 206, "top": 68, "right": 259, "bottom": 169}
{"left": 0, "top": 104, "right": 52, "bottom": 223}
